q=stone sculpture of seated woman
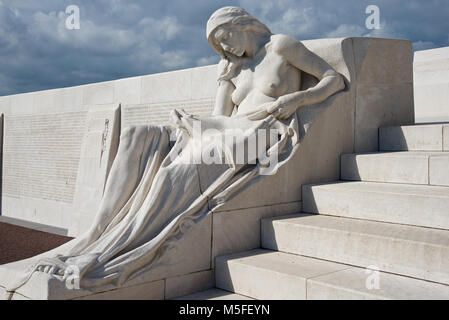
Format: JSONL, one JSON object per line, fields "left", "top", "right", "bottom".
{"left": 3, "top": 6, "right": 345, "bottom": 297}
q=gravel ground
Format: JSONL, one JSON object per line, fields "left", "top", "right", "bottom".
{"left": 0, "top": 222, "right": 72, "bottom": 265}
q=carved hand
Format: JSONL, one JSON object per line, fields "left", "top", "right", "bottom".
{"left": 266, "top": 91, "right": 308, "bottom": 120}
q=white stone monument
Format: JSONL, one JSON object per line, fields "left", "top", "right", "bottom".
{"left": 0, "top": 7, "right": 415, "bottom": 300}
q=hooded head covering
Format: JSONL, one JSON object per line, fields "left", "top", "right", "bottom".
{"left": 206, "top": 6, "right": 269, "bottom": 54}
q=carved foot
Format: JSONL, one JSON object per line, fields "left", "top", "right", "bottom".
{"left": 35, "top": 263, "right": 65, "bottom": 276}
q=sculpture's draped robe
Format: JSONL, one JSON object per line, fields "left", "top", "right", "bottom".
{"left": 5, "top": 108, "right": 300, "bottom": 296}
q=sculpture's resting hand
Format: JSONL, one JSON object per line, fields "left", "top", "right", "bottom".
{"left": 265, "top": 91, "right": 308, "bottom": 120}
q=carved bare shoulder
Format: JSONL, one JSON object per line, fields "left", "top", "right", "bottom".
{"left": 271, "top": 34, "right": 306, "bottom": 56}
{"left": 271, "top": 34, "right": 338, "bottom": 80}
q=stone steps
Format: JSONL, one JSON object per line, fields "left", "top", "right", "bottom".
{"left": 302, "top": 181, "right": 449, "bottom": 229}
{"left": 261, "top": 214, "right": 449, "bottom": 285}
{"left": 215, "top": 249, "right": 449, "bottom": 300}
{"left": 379, "top": 123, "right": 449, "bottom": 151}
{"left": 187, "top": 123, "right": 449, "bottom": 300}
{"left": 341, "top": 152, "right": 449, "bottom": 186}
{"left": 173, "top": 288, "right": 253, "bottom": 300}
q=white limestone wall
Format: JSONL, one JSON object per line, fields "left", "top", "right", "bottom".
{"left": 414, "top": 46, "right": 449, "bottom": 123}
{"left": 0, "top": 65, "right": 218, "bottom": 233}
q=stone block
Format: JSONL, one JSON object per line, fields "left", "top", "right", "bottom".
{"left": 33, "top": 89, "right": 57, "bottom": 113}
{"left": 165, "top": 270, "right": 214, "bottom": 299}
{"left": 75, "top": 280, "right": 164, "bottom": 300}
{"left": 303, "top": 181, "right": 449, "bottom": 229}
{"left": 211, "top": 202, "right": 301, "bottom": 266}
{"left": 2, "top": 196, "right": 73, "bottom": 230}
{"left": 262, "top": 214, "right": 449, "bottom": 285}
{"left": 413, "top": 46, "right": 449, "bottom": 123}
{"left": 54, "top": 86, "right": 84, "bottom": 111}
{"left": 341, "top": 152, "right": 430, "bottom": 185}
{"left": 10, "top": 92, "right": 35, "bottom": 115}
{"left": 141, "top": 69, "right": 191, "bottom": 103}
{"left": 379, "top": 124, "right": 444, "bottom": 151}
{"left": 308, "top": 267, "right": 449, "bottom": 300}
{"left": 83, "top": 81, "right": 115, "bottom": 106}
{"left": 123, "top": 213, "right": 212, "bottom": 287}
{"left": 355, "top": 83, "right": 414, "bottom": 152}
{"left": 191, "top": 65, "right": 218, "bottom": 100}
{"left": 114, "top": 76, "right": 142, "bottom": 105}
{"left": 215, "top": 249, "right": 348, "bottom": 300}
{"left": 414, "top": 82, "right": 449, "bottom": 123}
{"left": 174, "top": 288, "right": 253, "bottom": 300}
{"left": 352, "top": 37, "right": 413, "bottom": 85}
{"left": 349, "top": 38, "right": 414, "bottom": 152}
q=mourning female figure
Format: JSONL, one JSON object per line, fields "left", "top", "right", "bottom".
{"left": 3, "top": 6, "right": 344, "bottom": 297}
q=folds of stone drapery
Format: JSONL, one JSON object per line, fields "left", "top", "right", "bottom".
{"left": 4, "top": 108, "right": 300, "bottom": 296}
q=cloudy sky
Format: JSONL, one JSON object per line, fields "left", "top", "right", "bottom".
{"left": 0, "top": 0, "right": 448, "bottom": 96}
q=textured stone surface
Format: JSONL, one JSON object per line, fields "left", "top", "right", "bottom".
{"left": 0, "top": 216, "right": 68, "bottom": 236}
{"left": 211, "top": 202, "right": 301, "bottom": 266}
{"left": 215, "top": 249, "right": 349, "bottom": 300}
{"left": 303, "top": 181, "right": 449, "bottom": 229}
{"left": 191, "top": 65, "right": 219, "bottom": 100}
{"left": 114, "top": 76, "right": 142, "bottom": 105}
{"left": 351, "top": 37, "right": 414, "bottom": 152}
{"left": 70, "top": 104, "right": 121, "bottom": 236}
{"left": 343, "top": 151, "right": 449, "bottom": 187}
{"left": 165, "top": 270, "right": 214, "bottom": 299}
{"left": 379, "top": 124, "right": 444, "bottom": 151}
{"left": 444, "top": 124, "right": 449, "bottom": 151}
{"left": 429, "top": 153, "right": 449, "bottom": 186}
{"left": 1, "top": 196, "right": 74, "bottom": 229}
{"left": 124, "top": 213, "right": 213, "bottom": 286}
{"left": 82, "top": 81, "right": 115, "bottom": 106}
{"left": 341, "top": 152, "right": 431, "bottom": 185}
{"left": 308, "top": 266, "right": 449, "bottom": 300}
{"left": 2, "top": 112, "right": 87, "bottom": 203}
{"left": 141, "top": 69, "right": 192, "bottom": 104}
{"left": 121, "top": 99, "right": 214, "bottom": 130}
{"left": 262, "top": 214, "right": 449, "bottom": 285}
{"left": 75, "top": 280, "right": 164, "bottom": 300}
{"left": 355, "top": 83, "right": 414, "bottom": 152}
{"left": 414, "top": 46, "right": 449, "bottom": 123}
{"left": 174, "top": 288, "right": 253, "bottom": 300}
{"left": 9, "top": 93, "right": 35, "bottom": 115}
{"left": 352, "top": 37, "right": 413, "bottom": 85}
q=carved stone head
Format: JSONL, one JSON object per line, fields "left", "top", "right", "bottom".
{"left": 206, "top": 6, "right": 271, "bottom": 56}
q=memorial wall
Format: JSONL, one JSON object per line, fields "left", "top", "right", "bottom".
{"left": 3, "top": 112, "right": 86, "bottom": 203}
{"left": 0, "top": 65, "right": 218, "bottom": 235}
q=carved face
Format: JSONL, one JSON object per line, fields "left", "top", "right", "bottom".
{"left": 213, "top": 25, "right": 247, "bottom": 57}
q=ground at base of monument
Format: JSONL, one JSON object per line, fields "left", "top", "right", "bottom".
{"left": 0, "top": 221, "right": 72, "bottom": 265}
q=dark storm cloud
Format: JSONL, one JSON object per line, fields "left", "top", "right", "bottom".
{"left": 0, "top": 0, "right": 448, "bottom": 95}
